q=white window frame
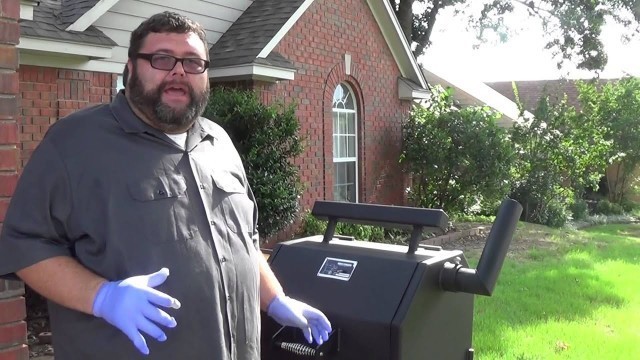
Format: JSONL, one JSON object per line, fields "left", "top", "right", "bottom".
{"left": 332, "top": 83, "right": 358, "bottom": 202}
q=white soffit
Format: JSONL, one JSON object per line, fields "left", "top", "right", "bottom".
{"left": 19, "top": 37, "right": 113, "bottom": 59}
{"left": 209, "top": 64, "right": 296, "bottom": 81}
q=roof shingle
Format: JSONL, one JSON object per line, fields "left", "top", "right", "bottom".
{"left": 210, "top": 0, "right": 305, "bottom": 68}
{"left": 58, "top": 0, "right": 101, "bottom": 26}
{"left": 20, "top": 0, "right": 116, "bottom": 47}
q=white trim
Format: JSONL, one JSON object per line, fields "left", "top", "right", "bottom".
{"left": 332, "top": 83, "right": 359, "bottom": 203}
{"left": 66, "top": 0, "right": 121, "bottom": 32}
{"left": 19, "top": 52, "right": 123, "bottom": 73}
{"left": 345, "top": 53, "right": 351, "bottom": 75}
{"left": 398, "top": 78, "right": 430, "bottom": 100}
{"left": 18, "top": 37, "right": 113, "bottom": 59}
{"left": 366, "top": 0, "right": 427, "bottom": 89}
{"left": 257, "top": 0, "right": 316, "bottom": 58}
{"left": 20, "top": 1, "right": 36, "bottom": 21}
{"left": 208, "top": 64, "right": 296, "bottom": 81}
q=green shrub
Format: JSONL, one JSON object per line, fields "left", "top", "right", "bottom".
{"left": 620, "top": 199, "right": 638, "bottom": 213}
{"left": 298, "top": 212, "right": 386, "bottom": 242}
{"left": 569, "top": 197, "right": 589, "bottom": 221}
{"left": 299, "top": 211, "right": 327, "bottom": 237}
{"left": 204, "top": 88, "right": 304, "bottom": 238}
{"left": 595, "top": 199, "right": 624, "bottom": 215}
{"left": 509, "top": 83, "right": 607, "bottom": 227}
{"left": 542, "top": 200, "right": 570, "bottom": 228}
{"left": 400, "top": 86, "right": 514, "bottom": 214}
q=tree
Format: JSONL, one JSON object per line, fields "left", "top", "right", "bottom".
{"left": 400, "top": 86, "right": 514, "bottom": 214}
{"left": 393, "top": 0, "right": 640, "bottom": 71}
{"left": 577, "top": 78, "right": 640, "bottom": 203}
{"left": 509, "top": 82, "right": 610, "bottom": 227}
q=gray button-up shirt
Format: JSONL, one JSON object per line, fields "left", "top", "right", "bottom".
{"left": 0, "top": 92, "right": 261, "bottom": 359}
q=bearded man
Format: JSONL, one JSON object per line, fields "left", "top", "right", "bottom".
{"left": 0, "top": 11, "right": 330, "bottom": 360}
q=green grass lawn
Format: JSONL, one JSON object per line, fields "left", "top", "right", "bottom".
{"left": 469, "top": 223, "right": 640, "bottom": 359}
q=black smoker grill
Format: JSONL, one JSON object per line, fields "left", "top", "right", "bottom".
{"left": 261, "top": 199, "right": 522, "bottom": 360}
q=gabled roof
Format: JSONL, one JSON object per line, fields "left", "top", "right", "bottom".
{"left": 20, "top": 0, "right": 427, "bottom": 93}
{"left": 210, "top": 0, "right": 307, "bottom": 69}
{"left": 423, "top": 67, "right": 533, "bottom": 126}
{"left": 485, "top": 79, "right": 615, "bottom": 112}
{"left": 20, "top": 0, "right": 116, "bottom": 47}
{"left": 210, "top": 0, "right": 427, "bottom": 89}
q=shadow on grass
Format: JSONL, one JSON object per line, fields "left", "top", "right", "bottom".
{"left": 472, "top": 224, "right": 640, "bottom": 355}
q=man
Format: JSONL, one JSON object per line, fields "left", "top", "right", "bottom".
{"left": 0, "top": 12, "right": 330, "bottom": 359}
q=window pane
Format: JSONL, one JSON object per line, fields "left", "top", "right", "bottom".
{"left": 333, "top": 161, "right": 356, "bottom": 203}
{"left": 344, "top": 88, "right": 355, "bottom": 110}
{"left": 333, "top": 134, "right": 338, "bottom": 156}
{"left": 345, "top": 161, "right": 356, "bottom": 202}
{"left": 332, "top": 85, "right": 345, "bottom": 108}
{"left": 333, "top": 112, "right": 339, "bottom": 134}
{"left": 347, "top": 135, "right": 356, "bottom": 158}
{"left": 347, "top": 113, "right": 355, "bottom": 134}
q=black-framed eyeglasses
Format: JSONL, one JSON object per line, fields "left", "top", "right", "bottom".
{"left": 134, "top": 53, "right": 210, "bottom": 74}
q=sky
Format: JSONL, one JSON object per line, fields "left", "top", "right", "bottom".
{"left": 419, "top": 6, "right": 640, "bottom": 82}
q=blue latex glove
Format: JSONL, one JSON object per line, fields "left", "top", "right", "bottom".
{"left": 267, "top": 294, "right": 332, "bottom": 345}
{"left": 92, "top": 268, "right": 181, "bottom": 355}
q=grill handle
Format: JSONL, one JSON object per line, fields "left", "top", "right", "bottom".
{"left": 311, "top": 201, "right": 449, "bottom": 254}
{"left": 272, "top": 326, "right": 341, "bottom": 358}
{"left": 439, "top": 198, "right": 522, "bottom": 296}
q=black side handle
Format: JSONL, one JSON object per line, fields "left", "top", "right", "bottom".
{"left": 439, "top": 199, "right": 522, "bottom": 296}
{"left": 311, "top": 201, "right": 449, "bottom": 254}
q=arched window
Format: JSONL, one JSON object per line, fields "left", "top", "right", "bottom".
{"left": 332, "top": 83, "right": 358, "bottom": 202}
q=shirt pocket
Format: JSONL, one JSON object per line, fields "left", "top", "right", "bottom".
{"left": 128, "top": 175, "right": 187, "bottom": 201}
{"left": 211, "top": 172, "right": 255, "bottom": 234}
{"left": 127, "top": 174, "right": 188, "bottom": 242}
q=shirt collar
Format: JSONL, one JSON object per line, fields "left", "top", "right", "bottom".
{"left": 110, "top": 90, "right": 218, "bottom": 141}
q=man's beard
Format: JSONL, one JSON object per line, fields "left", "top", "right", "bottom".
{"left": 128, "top": 66, "right": 210, "bottom": 133}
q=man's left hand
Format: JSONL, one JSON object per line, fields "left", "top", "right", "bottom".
{"left": 267, "top": 294, "right": 331, "bottom": 345}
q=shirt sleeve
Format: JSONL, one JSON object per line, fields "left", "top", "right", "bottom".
{"left": 246, "top": 184, "right": 260, "bottom": 251}
{"left": 0, "top": 138, "right": 73, "bottom": 278}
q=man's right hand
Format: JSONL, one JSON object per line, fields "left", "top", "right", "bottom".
{"left": 92, "top": 268, "right": 181, "bottom": 355}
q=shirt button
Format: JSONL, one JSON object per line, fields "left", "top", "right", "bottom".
{"left": 157, "top": 189, "right": 166, "bottom": 196}
{"left": 227, "top": 295, "right": 231, "bottom": 301}
{"left": 220, "top": 257, "right": 227, "bottom": 263}
{"left": 210, "top": 220, "right": 215, "bottom": 226}
{"left": 199, "top": 184, "right": 205, "bottom": 189}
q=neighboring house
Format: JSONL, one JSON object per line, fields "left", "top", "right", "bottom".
{"left": 485, "top": 78, "right": 614, "bottom": 112}
{"left": 14, "top": 0, "right": 428, "bottom": 213}
{"left": 422, "top": 67, "right": 532, "bottom": 126}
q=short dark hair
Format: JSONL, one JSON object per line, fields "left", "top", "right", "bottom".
{"left": 128, "top": 11, "right": 209, "bottom": 60}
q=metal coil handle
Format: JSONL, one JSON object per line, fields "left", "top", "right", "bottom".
{"left": 271, "top": 326, "right": 340, "bottom": 359}
{"left": 276, "top": 341, "right": 322, "bottom": 357}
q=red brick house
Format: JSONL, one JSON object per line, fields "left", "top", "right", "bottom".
{"left": 1, "top": 0, "right": 429, "bottom": 357}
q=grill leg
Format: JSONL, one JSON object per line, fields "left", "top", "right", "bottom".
{"left": 466, "top": 348, "right": 474, "bottom": 360}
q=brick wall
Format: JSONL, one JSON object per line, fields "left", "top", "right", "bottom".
{"left": 0, "top": 0, "right": 27, "bottom": 359}
{"left": 19, "top": 65, "right": 117, "bottom": 168}
{"left": 251, "top": 0, "right": 411, "bottom": 217}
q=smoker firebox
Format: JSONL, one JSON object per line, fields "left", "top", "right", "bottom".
{"left": 261, "top": 199, "right": 522, "bottom": 360}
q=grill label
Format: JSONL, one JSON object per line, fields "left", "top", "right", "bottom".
{"left": 317, "top": 257, "right": 358, "bottom": 281}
